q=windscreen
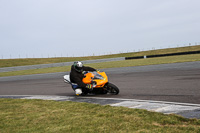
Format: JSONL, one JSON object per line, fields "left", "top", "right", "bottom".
{"left": 93, "top": 72, "right": 104, "bottom": 80}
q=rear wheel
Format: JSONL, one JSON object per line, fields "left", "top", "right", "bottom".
{"left": 105, "top": 82, "right": 119, "bottom": 95}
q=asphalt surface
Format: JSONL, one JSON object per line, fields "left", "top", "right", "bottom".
{"left": 0, "top": 61, "right": 200, "bottom": 104}
{"left": 1, "top": 61, "right": 200, "bottom": 118}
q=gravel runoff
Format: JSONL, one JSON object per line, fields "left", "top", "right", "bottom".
{"left": 0, "top": 57, "right": 125, "bottom": 72}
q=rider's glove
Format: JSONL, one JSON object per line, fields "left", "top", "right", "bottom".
{"left": 86, "top": 84, "right": 93, "bottom": 89}
{"left": 82, "top": 71, "right": 88, "bottom": 75}
{"left": 96, "top": 69, "right": 100, "bottom": 72}
{"left": 82, "top": 71, "right": 85, "bottom": 74}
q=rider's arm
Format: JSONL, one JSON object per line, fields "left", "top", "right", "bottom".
{"left": 83, "top": 66, "right": 97, "bottom": 72}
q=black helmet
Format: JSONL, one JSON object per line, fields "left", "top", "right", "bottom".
{"left": 73, "top": 61, "right": 83, "bottom": 72}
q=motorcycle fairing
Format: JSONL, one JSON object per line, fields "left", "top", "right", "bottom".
{"left": 82, "top": 71, "right": 108, "bottom": 88}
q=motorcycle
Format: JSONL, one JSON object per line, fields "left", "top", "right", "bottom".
{"left": 63, "top": 71, "right": 119, "bottom": 96}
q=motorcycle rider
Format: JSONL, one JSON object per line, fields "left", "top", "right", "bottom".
{"left": 70, "top": 61, "right": 99, "bottom": 95}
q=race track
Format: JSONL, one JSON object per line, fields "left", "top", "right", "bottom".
{"left": 0, "top": 61, "right": 200, "bottom": 104}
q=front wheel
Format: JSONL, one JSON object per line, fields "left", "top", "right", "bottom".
{"left": 105, "top": 82, "right": 119, "bottom": 95}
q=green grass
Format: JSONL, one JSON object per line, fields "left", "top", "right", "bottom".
{"left": 1, "top": 46, "right": 200, "bottom": 132}
{"left": 0, "top": 99, "right": 199, "bottom": 133}
{"left": 1, "top": 45, "right": 200, "bottom": 68}
{"left": 1, "top": 53, "right": 200, "bottom": 77}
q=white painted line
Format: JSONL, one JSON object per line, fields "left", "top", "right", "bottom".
{"left": 0, "top": 95, "right": 76, "bottom": 101}
{"left": 1, "top": 95, "right": 200, "bottom": 116}
{"left": 82, "top": 96, "right": 200, "bottom": 107}
{"left": 1, "top": 95, "right": 200, "bottom": 107}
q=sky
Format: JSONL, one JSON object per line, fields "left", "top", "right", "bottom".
{"left": 0, "top": 0, "right": 200, "bottom": 59}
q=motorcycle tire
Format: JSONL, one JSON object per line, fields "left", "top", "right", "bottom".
{"left": 81, "top": 91, "right": 88, "bottom": 96}
{"left": 105, "top": 82, "right": 119, "bottom": 95}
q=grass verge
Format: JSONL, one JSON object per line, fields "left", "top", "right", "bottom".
{"left": 0, "top": 45, "right": 200, "bottom": 68}
{"left": 1, "top": 54, "right": 200, "bottom": 77}
{"left": 0, "top": 99, "right": 199, "bottom": 133}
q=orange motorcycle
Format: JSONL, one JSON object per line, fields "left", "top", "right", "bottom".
{"left": 64, "top": 71, "right": 119, "bottom": 95}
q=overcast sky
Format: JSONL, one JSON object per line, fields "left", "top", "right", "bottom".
{"left": 0, "top": 0, "right": 200, "bottom": 59}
